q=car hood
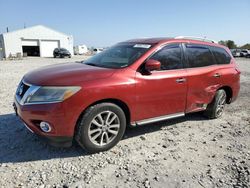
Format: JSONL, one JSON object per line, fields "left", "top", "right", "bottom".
{"left": 23, "top": 62, "right": 115, "bottom": 86}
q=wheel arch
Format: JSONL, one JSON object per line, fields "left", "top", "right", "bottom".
{"left": 90, "top": 99, "right": 131, "bottom": 124}
{"left": 218, "top": 86, "right": 233, "bottom": 104}
{"left": 74, "top": 98, "right": 131, "bottom": 136}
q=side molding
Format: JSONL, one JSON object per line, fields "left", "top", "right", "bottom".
{"left": 131, "top": 112, "right": 185, "bottom": 126}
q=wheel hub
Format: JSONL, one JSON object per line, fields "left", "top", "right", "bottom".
{"left": 102, "top": 125, "right": 108, "bottom": 132}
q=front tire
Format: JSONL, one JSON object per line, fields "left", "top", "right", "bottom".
{"left": 204, "top": 89, "right": 227, "bottom": 119}
{"left": 76, "top": 103, "right": 126, "bottom": 153}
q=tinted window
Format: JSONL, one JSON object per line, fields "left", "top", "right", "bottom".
{"left": 210, "top": 47, "right": 231, "bottom": 64}
{"left": 149, "top": 44, "right": 182, "bottom": 70}
{"left": 186, "top": 44, "right": 215, "bottom": 68}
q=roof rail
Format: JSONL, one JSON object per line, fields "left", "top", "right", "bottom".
{"left": 174, "top": 36, "right": 218, "bottom": 43}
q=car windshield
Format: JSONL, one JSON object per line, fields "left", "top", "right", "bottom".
{"left": 83, "top": 43, "right": 152, "bottom": 68}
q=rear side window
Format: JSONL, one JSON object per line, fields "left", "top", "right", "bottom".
{"left": 149, "top": 44, "right": 183, "bottom": 70}
{"left": 210, "top": 46, "right": 231, "bottom": 64}
{"left": 185, "top": 44, "right": 215, "bottom": 68}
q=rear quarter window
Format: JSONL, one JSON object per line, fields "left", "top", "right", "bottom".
{"left": 185, "top": 44, "right": 216, "bottom": 68}
{"left": 210, "top": 46, "right": 231, "bottom": 64}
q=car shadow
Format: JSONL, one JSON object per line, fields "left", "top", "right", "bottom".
{"left": 0, "top": 113, "right": 88, "bottom": 163}
{"left": 0, "top": 112, "right": 206, "bottom": 163}
{"left": 123, "top": 112, "right": 206, "bottom": 139}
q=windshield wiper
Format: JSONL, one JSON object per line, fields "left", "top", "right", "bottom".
{"left": 85, "top": 62, "right": 98, "bottom": 67}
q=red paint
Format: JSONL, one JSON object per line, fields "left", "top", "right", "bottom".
{"left": 14, "top": 38, "right": 240, "bottom": 138}
{"left": 145, "top": 59, "right": 161, "bottom": 71}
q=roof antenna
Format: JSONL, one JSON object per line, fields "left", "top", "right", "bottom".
{"left": 6, "top": 27, "right": 9, "bottom": 32}
{"left": 24, "top": 23, "right": 26, "bottom": 28}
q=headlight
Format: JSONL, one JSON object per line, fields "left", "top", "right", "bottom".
{"left": 25, "top": 86, "right": 81, "bottom": 104}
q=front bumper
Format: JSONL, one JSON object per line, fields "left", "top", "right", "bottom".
{"left": 13, "top": 98, "right": 73, "bottom": 147}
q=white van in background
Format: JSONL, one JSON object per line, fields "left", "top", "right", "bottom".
{"left": 240, "top": 49, "right": 250, "bottom": 57}
{"left": 74, "top": 45, "right": 88, "bottom": 55}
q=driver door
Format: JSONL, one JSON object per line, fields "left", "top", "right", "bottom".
{"left": 135, "top": 44, "right": 188, "bottom": 122}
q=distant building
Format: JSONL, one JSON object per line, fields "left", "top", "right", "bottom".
{"left": 0, "top": 25, "right": 73, "bottom": 59}
{"left": 74, "top": 45, "right": 88, "bottom": 55}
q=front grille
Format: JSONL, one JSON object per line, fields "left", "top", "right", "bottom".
{"left": 17, "top": 81, "right": 30, "bottom": 99}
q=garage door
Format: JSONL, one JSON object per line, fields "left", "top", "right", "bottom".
{"left": 21, "top": 40, "right": 39, "bottom": 46}
{"left": 21, "top": 40, "right": 40, "bottom": 56}
{"left": 40, "top": 40, "right": 59, "bottom": 57}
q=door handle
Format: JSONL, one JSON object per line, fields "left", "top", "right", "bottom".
{"left": 176, "top": 78, "right": 186, "bottom": 83}
{"left": 214, "top": 73, "right": 221, "bottom": 78}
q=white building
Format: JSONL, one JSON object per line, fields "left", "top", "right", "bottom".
{"left": 0, "top": 25, "right": 73, "bottom": 59}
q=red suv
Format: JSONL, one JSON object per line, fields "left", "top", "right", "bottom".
{"left": 14, "top": 37, "right": 240, "bottom": 153}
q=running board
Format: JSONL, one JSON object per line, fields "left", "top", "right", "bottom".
{"left": 131, "top": 112, "right": 185, "bottom": 126}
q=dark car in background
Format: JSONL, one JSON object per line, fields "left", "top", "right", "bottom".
{"left": 53, "top": 48, "right": 71, "bottom": 58}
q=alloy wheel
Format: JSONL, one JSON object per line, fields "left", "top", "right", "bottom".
{"left": 88, "top": 111, "right": 120, "bottom": 146}
{"left": 216, "top": 92, "right": 226, "bottom": 117}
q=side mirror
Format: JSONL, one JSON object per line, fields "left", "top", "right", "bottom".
{"left": 145, "top": 59, "right": 161, "bottom": 72}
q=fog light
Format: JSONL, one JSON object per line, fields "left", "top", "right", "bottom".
{"left": 40, "top": 121, "right": 51, "bottom": 132}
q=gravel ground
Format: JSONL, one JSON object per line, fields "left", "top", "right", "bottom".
{"left": 0, "top": 57, "right": 249, "bottom": 188}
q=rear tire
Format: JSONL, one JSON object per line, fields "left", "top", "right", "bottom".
{"left": 204, "top": 89, "right": 227, "bottom": 119}
{"left": 76, "top": 103, "right": 126, "bottom": 153}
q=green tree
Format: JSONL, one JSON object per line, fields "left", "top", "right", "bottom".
{"left": 227, "top": 40, "right": 237, "bottom": 49}
{"left": 219, "top": 40, "right": 227, "bottom": 46}
{"left": 218, "top": 40, "right": 237, "bottom": 49}
{"left": 240, "top": 43, "right": 250, "bottom": 49}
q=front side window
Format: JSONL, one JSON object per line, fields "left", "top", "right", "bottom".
{"left": 149, "top": 44, "right": 182, "bottom": 70}
{"left": 83, "top": 43, "right": 152, "bottom": 68}
{"left": 186, "top": 44, "right": 215, "bottom": 68}
{"left": 210, "top": 46, "right": 231, "bottom": 64}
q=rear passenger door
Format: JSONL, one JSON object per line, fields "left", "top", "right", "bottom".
{"left": 183, "top": 44, "right": 220, "bottom": 113}
{"left": 210, "top": 46, "right": 236, "bottom": 96}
